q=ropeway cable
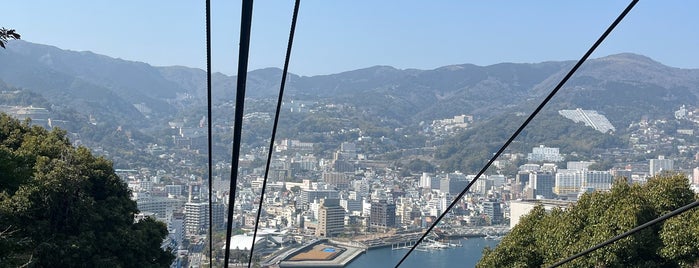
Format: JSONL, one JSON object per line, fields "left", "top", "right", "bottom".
{"left": 394, "top": 0, "right": 639, "bottom": 266}
{"left": 205, "top": 0, "right": 214, "bottom": 266}
{"left": 247, "top": 0, "right": 301, "bottom": 267}
{"left": 224, "top": 0, "right": 254, "bottom": 267}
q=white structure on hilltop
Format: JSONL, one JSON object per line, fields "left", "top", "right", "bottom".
{"left": 675, "top": 105, "right": 688, "bottom": 120}
{"left": 431, "top": 114, "right": 473, "bottom": 133}
{"left": 559, "top": 108, "right": 615, "bottom": 133}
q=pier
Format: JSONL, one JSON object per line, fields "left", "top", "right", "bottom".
{"left": 277, "top": 239, "right": 366, "bottom": 268}
{"left": 391, "top": 240, "right": 417, "bottom": 250}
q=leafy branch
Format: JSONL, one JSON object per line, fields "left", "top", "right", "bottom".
{"left": 0, "top": 28, "right": 21, "bottom": 48}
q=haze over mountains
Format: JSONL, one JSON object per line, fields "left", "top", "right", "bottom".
{"left": 0, "top": 40, "right": 697, "bottom": 132}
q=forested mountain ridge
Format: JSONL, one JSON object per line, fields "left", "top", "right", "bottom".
{"left": 2, "top": 40, "right": 699, "bottom": 172}
{"left": 2, "top": 40, "right": 698, "bottom": 129}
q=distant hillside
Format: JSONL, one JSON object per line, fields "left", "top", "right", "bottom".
{"left": 1, "top": 40, "right": 698, "bottom": 144}
{"left": 0, "top": 41, "right": 171, "bottom": 126}
{"left": 435, "top": 110, "right": 628, "bottom": 172}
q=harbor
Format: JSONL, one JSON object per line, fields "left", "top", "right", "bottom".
{"left": 276, "top": 239, "right": 366, "bottom": 268}
{"left": 262, "top": 227, "right": 509, "bottom": 267}
{"left": 355, "top": 226, "right": 509, "bottom": 249}
{"left": 346, "top": 237, "right": 502, "bottom": 268}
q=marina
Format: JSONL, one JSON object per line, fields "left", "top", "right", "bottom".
{"left": 262, "top": 227, "right": 509, "bottom": 267}
{"left": 347, "top": 237, "right": 501, "bottom": 268}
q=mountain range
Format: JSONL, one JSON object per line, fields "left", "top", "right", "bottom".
{"left": 1, "top": 40, "right": 698, "bottom": 134}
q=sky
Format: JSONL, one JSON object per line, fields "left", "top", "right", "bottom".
{"left": 4, "top": 1, "right": 699, "bottom": 76}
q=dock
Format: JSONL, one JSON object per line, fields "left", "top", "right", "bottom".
{"left": 277, "top": 239, "right": 366, "bottom": 268}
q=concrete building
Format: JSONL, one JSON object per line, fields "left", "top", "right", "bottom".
{"left": 136, "top": 196, "right": 185, "bottom": 220}
{"left": 482, "top": 200, "right": 503, "bottom": 225}
{"left": 490, "top": 175, "right": 506, "bottom": 188}
{"left": 554, "top": 169, "right": 583, "bottom": 196}
{"left": 583, "top": 170, "right": 615, "bottom": 191}
{"left": 510, "top": 199, "right": 574, "bottom": 229}
{"left": 168, "top": 212, "right": 185, "bottom": 249}
{"left": 370, "top": 200, "right": 396, "bottom": 228}
{"left": 184, "top": 202, "right": 208, "bottom": 236}
{"left": 212, "top": 201, "right": 226, "bottom": 230}
{"left": 322, "top": 172, "right": 351, "bottom": 189}
{"left": 419, "top": 172, "right": 433, "bottom": 189}
{"left": 473, "top": 175, "right": 493, "bottom": 195}
{"left": 567, "top": 161, "right": 595, "bottom": 171}
{"left": 650, "top": 156, "right": 674, "bottom": 177}
{"left": 515, "top": 171, "right": 531, "bottom": 192}
{"left": 339, "top": 194, "right": 363, "bottom": 214}
{"left": 530, "top": 171, "right": 555, "bottom": 199}
{"left": 440, "top": 172, "right": 469, "bottom": 195}
{"left": 316, "top": 199, "right": 345, "bottom": 237}
{"left": 396, "top": 197, "right": 415, "bottom": 226}
{"left": 300, "top": 189, "right": 339, "bottom": 205}
{"left": 165, "top": 184, "right": 184, "bottom": 198}
{"left": 527, "top": 145, "right": 565, "bottom": 162}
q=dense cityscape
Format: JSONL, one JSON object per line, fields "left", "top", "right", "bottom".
{"left": 4, "top": 98, "right": 699, "bottom": 267}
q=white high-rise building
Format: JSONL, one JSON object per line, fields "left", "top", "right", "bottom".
{"left": 184, "top": 202, "right": 208, "bottom": 236}
{"left": 554, "top": 169, "right": 584, "bottom": 196}
{"left": 583, "top": 170, "right": 614, "bottom": 191}
{"left": 567, "top": 161, "right": 595, "bottom": 171}
{"left": 650, "top": 156, "right": 674, "bottom": 177}
{"left": 527, "top": 145, "right": 564, "bottom": 162}
{"left": 419, "top": 172, "right": 432, "bottom": 189}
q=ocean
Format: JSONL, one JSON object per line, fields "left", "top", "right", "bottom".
{"left": 345, "top": 237, "right": 500, "bottom": 268}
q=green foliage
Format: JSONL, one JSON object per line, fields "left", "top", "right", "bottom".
{"left": 587, "top": 161, "right": 613, "bottom": 171}
{"left": 0, "top": 28, "right": 20, "bottom": 49}
{"left": 478, "top": 173, "right": 698, "bottom": 267}
{"left": 660, "top": 209, "right": 699, "bottom": 267}
{"left": 0, "top": 89, "right": 50, "bottom": 108}
{"left": 0, "top": 113, "right": 174, "bottom": 267}
{"left": 403, "top": 159, "right": 436, "bottom": 174}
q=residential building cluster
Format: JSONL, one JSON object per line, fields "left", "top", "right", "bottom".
{"left": 10, "top": 97, "right": 699, "bottom": 267}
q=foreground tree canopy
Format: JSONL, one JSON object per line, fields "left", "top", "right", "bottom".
{"left": 478, "top": 173, "right": 699, "bottom": 268}
{"left": 0, "top": 114, "right": 174, "bottom": 267}
{"left": 0, "top": 27, "right": 20, "bottom": 48}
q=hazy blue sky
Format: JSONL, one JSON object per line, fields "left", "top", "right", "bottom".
{"left": 5, "top": 1, "right": 698, "bottom": 76}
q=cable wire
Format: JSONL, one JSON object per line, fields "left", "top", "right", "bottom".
{"left": 548, "top": 200, "right": 699, "bottom": 267}
{"left": 247, "top": 0, "right": 301, "bottom": 267}
{"left": 205, "top": 0, "right": 214, "bottom": 266}
{"left": 224, "top": 0, "right": 254, "bottom": 267}
{"left": 394, "top": 0, "right": 639, "bottom": 266}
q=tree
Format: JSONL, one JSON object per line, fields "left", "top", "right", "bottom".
{"left": 478, "top": 173, "right": 698, "bottom": 267}
{"left": 405, "top": 158, "right": 436, "bottom": 173}
{"left": 0, "top": 113, "right": 174, "bottom": 267}
{"left": 0, "top": 28, "right": 20, "bottom": 48}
